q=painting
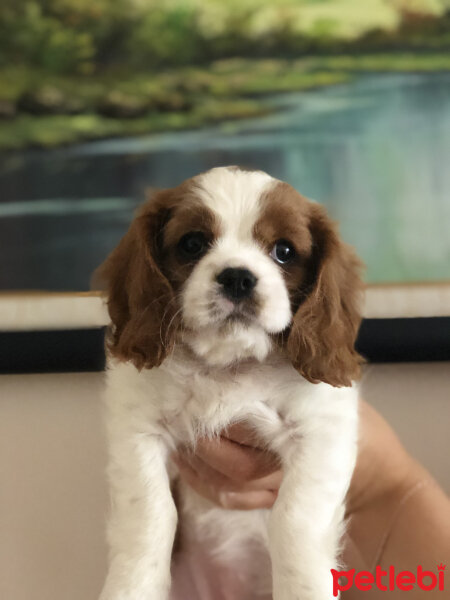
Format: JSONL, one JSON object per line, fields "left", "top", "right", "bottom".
{"left": 0, "top": 0, "right": 449, "bottom": 291}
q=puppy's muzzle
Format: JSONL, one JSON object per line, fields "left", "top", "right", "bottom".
{"left": 216, "top": 267, "right": 257, "bottom": 303}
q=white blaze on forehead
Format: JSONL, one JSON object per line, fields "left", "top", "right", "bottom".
{"left": 194, "top": 167, "right": 275, "bottom": 240}
{"left": 181, "top": 167, "right": 292, "bottom": 366}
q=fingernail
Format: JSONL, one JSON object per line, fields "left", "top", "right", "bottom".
{"left": 219, "top": 491, "right": 238, "bottom": 509}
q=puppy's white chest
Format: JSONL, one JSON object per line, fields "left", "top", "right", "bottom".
{"left": 107, "top": 354, "right": 356, "bottom": 456}
{"left": 156, "top": 360, "right": 289, "bottom": 444}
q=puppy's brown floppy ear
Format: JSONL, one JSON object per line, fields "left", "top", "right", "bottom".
{"left": 287, "top": 204, "right": 364, "bottom": 387}
{"left": 94, "top": 190, "right": 177, "bottom": 369}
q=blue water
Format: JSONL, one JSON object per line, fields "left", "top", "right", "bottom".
{"left": 0, "top": 73, "right": 449, "bottom": 290}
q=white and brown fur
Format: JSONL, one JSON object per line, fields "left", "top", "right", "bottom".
{"left": 97, "top": 166, "right": 363, "bottom": 600}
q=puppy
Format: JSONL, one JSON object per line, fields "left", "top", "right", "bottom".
{"left": 97, "top": 166, "right": 363, "bottom": 600}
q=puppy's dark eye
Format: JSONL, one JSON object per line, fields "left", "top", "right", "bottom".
{"left": 178, "top": 231, "right": 208, "bottom": 259}
{"left": 270, "top": 239, "right": 295, "bottom": 264}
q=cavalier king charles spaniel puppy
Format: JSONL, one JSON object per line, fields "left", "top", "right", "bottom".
{"left": 97, "top": 166, "right": 363, "bottom": 600}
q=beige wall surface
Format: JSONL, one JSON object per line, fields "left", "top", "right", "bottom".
{"left": 1, "top": 364, "right": 449, "bottom": 600}
{"left": 0, "top": 373, "right": 108, "bottom": 600}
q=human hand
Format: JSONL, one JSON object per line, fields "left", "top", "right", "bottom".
{"left": 172, "top": 401, "right": 450, "bottom": 598}
{"left": 172, "top": 401, "right": 409, "bottom": 513}
{"left": 172, "top": 423, "right": 282, "bottom": 510}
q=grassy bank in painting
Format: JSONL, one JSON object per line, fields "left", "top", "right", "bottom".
{"left": 1, "top": 1, "right": 449, "bottom": 151}
{"left": 1, "top": 53, "right": 450, "bottom": 151}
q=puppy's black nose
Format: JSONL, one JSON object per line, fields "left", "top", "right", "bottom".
{"left": 216, "top": 268, "right": 257, "bottom": 302}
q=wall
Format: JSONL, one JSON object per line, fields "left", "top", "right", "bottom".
{"left": 0, "top": 363, "right": 449, "bottom": 600}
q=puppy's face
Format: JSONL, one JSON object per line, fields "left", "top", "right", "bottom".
{"left": 97, "top": 167, "right": 363, "bottom": 386}
{"left": 160, "top": 168, "right": 301, "bottom": 365}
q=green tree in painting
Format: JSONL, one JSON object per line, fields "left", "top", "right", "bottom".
{"left": 0, "top": 0, "right": 449, "bottom": 150}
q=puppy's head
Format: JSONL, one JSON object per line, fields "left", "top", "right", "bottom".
{"left": 96, "top": 166, "right": 363, "bottom": 386}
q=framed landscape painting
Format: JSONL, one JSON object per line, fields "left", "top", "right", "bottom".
{"left": 0, "top": 0, "right": 449, "bottom": 367}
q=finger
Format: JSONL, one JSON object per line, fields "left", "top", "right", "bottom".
{"left": 176, "top": 459, "right": 277, "bottom": 510}
{"left": 223, "top": 423, "right": 263, "bottom": 447}
{"left": 175, "top": 453, "right": 283, "bottom": 493}
{"left": 218, "top": 489, "right": 277, "bottom": 510}
{"left": 174, "top": 458, "right": 222, "bottom": 506}
{"left": 193, "top": 436, "right": 280, "bottom": 482}
{"left": 239, "top": 470, "right": 283, "bottom": 492}
{"left": 174, "top": 453, "right": 238, "bottom": 490}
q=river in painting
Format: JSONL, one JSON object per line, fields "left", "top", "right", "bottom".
{"left": 0, "top": 72, "right": 449, "bottom": 290}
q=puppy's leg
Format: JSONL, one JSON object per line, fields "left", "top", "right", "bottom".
{"left": 100, "top": 432, "right": 177, "bottom": 600}
{"left": 269, "top": 413, "right": 357, "bottom": 600}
